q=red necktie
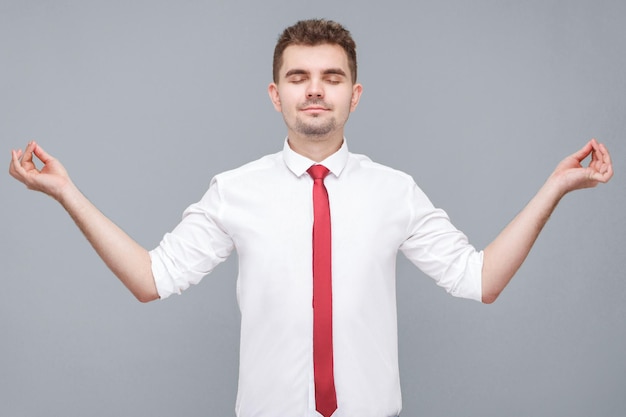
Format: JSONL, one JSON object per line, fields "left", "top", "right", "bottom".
{"left": 307, "top": 165, "right": 337, "bottom": 417}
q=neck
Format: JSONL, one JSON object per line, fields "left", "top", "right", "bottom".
{"left": 287, "top": 131, "right": 344, "bottom": 162}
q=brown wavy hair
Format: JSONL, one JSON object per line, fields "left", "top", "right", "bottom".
{"left": 272, "top": 19, "right": 357, "bottom": 84}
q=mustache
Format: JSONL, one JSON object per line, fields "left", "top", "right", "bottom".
{"left": 298, "top": 98, "right": 332, "bottom": 110}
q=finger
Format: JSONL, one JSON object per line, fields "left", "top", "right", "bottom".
{"left": 590, "top": 169, "right": 612, "bottom": 183}
{"left": 20, "top": 141, "right": 36, "bottom": 166}
{"left": 9, "top": 149, "right": 28, "bottom": 179}
{"left": 598, "top": 142, "right": 612, "bottom": 165}
{"left": 571, "top": 140, "right": 594, "bottom": 163}
{"left": 598, "top": 143, "right": 614, "bottom": 181}
{"left": 11, "top": 149, "right": 22, "bottom": 169}
{"left": 32, "top": 142, "right": 54, "bottom": 164}
{"left": 592, "top": 142, "right": 612, "bottom": 173}
{"left": 9, "top": 148, "right": 24, "bottom": 173}
{"left": 589, "top": 139, "right": 602, "bottom": 166}
{"left": 9, "top": 150, "right": 18, "bottom": 176}
{"left": 588, "top": 151, "right": 613, "bottom": 183}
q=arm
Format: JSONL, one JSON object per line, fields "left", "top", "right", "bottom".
{"left": 9, "top": 141, "right": 159, "bottom": 302}
{"left": 481, "top": 138, "right": 613, "bottom": 304}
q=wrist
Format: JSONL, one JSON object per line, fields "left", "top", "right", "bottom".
{"left": 542, "top": 174, "right": 569, "bottom": 202}
{"left": 54, "top": 179, "right": 81, "bottom": 207}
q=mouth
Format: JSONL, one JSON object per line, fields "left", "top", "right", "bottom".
{"left": 300, "top": 106, "right": 330, "bottom": 114}
{"left": 299, "top": 99, "right": 331, "bottom": 113}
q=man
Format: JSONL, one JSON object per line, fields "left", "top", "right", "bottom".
{"left": 9, "top": 19, "right": 613, "bottom": 417}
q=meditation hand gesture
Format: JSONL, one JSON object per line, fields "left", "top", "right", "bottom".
{"left": 548, "top": 138, "right": 613, "bottom": 196}
{"left": 8, "top": 140, "right": 158, "bottom": 302}
{"left": 9, "top": 141, "right": 73, "bottom": 201}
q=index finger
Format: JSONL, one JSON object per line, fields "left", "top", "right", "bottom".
{"left": 20, "top": 141, "right": 37, "bottom": 165}
{"left": 571, "top": 140, "right": 594, "bottom": 163}
{"left": 32, "top": 142, "right": 54, "bottom": 164}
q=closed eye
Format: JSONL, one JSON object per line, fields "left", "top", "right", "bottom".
{"left": 285, "top": 69, "right": 309, "bottom": 84}
{"left": 289, "top": 76, "right": 307, "bottom": 84}
{"left": 323, "top": 69, "right": 347, "bottom": 84}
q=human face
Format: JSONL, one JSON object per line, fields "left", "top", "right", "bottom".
{"left": 268, "top": 44, "right": 362, "bottom": 143}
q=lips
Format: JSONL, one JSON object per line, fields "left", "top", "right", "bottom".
{"left": 301, "top": 106, "right": 328, "bottom": 112}
{"left": 299, "top": 100, "right": 331, "bottom": 112}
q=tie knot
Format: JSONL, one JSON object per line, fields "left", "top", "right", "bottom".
{"left": 307, "top": 165, "right": 330, "bottom": 180}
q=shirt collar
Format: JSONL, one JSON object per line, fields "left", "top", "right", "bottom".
{"left": 282, "top": 138, "right": 349, "bottom": 178}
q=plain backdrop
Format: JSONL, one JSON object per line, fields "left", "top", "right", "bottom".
{"left": 1, "top": 1, "right": 625, "bottom": 416}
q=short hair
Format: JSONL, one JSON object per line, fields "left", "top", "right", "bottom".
{"left": 273, "top": 19, "right": 358, "bottom": 83}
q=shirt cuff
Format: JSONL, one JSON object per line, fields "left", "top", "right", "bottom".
{"left": 149, "top": 246, "right": 178, "bottom": 300}
{"left": 450, "top": 249, "right": 484, "bottom": 302}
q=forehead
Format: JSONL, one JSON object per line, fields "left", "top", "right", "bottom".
{"left": 279, "top": 44, "right": 350, "bottom": 77}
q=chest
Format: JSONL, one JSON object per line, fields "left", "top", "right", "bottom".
{"left": 220, "top": 173, "right": 411, "bottom": 258}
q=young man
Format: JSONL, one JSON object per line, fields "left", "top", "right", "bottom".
{"left": 9, "top": 19, "right": 613, "bottom": 417}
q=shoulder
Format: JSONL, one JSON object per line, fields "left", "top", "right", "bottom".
{"left": 212, "top": 151, "right": 284, "bottom": 183}
{"left": 197, "top": 151, "right": 286, "bottom": 206}
{"left": 347, "top": 152, "right": 415, "bottom": 184}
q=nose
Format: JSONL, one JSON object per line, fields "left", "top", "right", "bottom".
{"left": 306, "top": 79, "right": 324, "bottom": 99}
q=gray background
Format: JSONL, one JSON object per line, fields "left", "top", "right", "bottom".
{"left": 2, "top": 0, "right": 625, "bottom": 416}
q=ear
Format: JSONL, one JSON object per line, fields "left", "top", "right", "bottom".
{"left": 350, "top": 83, "right": 363, "bottom": 112}
{"left": 268, "top": 83, "right": 282, "bottom": 112}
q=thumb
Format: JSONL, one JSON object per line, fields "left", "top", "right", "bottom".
{"left": 32, "top": 142, "right": 55, "bottom": 164}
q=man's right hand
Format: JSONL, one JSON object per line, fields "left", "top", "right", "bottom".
{"left": 9, "top": 141, "right": 72, "bottom": 201}
{"left": 9, "top": 141, "right": 159, "bottom": 302}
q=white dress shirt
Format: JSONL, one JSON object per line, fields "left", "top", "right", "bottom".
{"left": 150, "top": 139, "right": 483, "bottom": 417}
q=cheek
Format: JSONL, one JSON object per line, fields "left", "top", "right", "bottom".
{"left": 277, "top": 90, "right": 299, "bottom": 109}
{"left": 343, "top": 95, "right": 356, "bottom": 112}
{"left": 336, "top": 89, "right": 357, "bottom": 108}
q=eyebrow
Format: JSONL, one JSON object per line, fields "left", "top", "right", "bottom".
{"left": 322, "top": 68, "right": 347, "bottom": 77}
{"left": 284, "top": 68, "right": 348, "bottom": 78}
{"left": 284, "top": 69, "right": 308, "bottom": 78}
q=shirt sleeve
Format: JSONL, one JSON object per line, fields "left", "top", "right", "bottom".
{"left": 399, "top": 183, "right": 483, "bottom": 302}
{"left": 149, "top": 178, "right": 235, "bottom": 299}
